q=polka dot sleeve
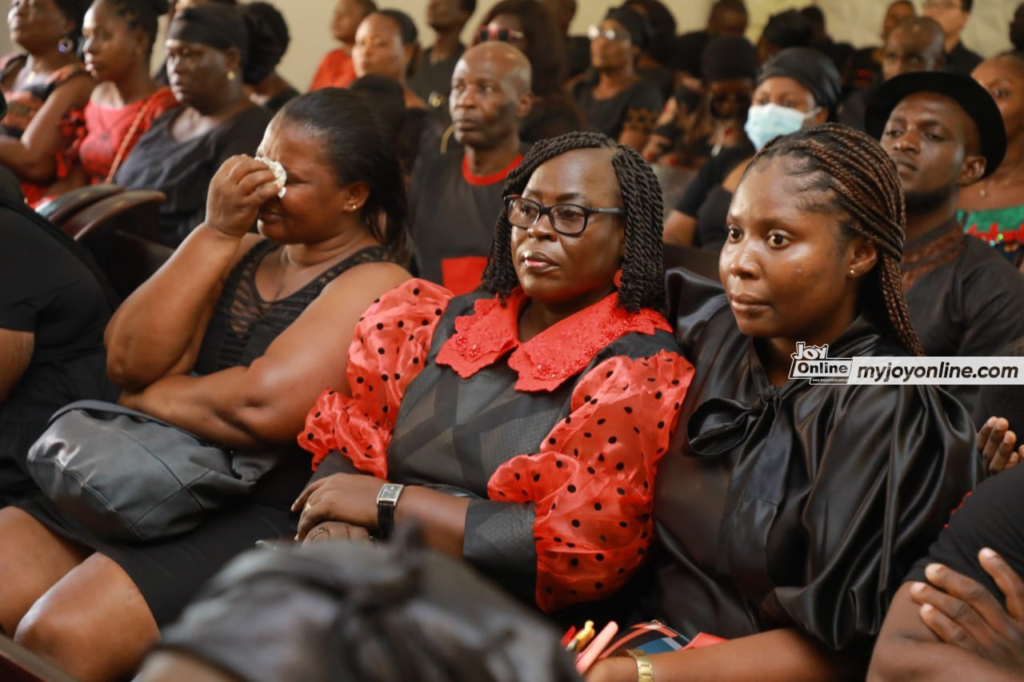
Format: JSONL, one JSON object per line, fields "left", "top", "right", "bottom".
{"left": 487, "top": 350, "right": 694, "bottom": 613}
{"left": 298, "top": 279, "right": 452, "bottom": 475}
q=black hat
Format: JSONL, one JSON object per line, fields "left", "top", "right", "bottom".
{"left": 604, "top": 5, "right": 653, "bottom": 52}
{"left": 865, "top": 71, "right": 1007, "bottom": 179}
{"left": 758, "top": 47, "right": 842, "bottom": 118}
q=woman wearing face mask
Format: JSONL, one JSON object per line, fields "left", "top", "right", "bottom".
{"left": 663, "top": 47, "right": 840, "bottom": 251}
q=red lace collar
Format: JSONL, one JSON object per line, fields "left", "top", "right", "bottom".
{"left": 435, "top": 289, "right": 672, "bottom": 392}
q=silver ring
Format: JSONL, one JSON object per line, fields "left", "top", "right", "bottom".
{"left": 310, "top": 525, "right": 328, "bottom": 539}
{"left": 304, "top": 502, "right": 313, "bottom": 514}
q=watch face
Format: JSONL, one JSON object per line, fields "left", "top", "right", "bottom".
{"left": 378, "top": 484, "right": 404, "bottom": 504}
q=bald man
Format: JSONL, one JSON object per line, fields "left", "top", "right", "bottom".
{"left": 840, "top": 17, "right": 946, "bottom": 132}
{"left": 409, "top": 42, "right": 532, "bottom": 295}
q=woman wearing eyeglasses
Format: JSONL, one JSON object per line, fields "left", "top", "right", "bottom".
{"left": 475, "top": 0, "right": 583, "bottom": 143}
{"left": 290, "top": 131, "right": 692, "bottom": 617}
{"left": 572, "top": 6, "right": 663, "bottom": 152}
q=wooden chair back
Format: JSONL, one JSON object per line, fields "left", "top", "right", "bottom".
{"left": 36, "top": 184, "right": 124, "bottom": 227}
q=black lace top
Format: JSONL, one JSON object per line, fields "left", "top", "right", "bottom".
{"left": 194, "top": 241, "right": 395, "bottom": 374}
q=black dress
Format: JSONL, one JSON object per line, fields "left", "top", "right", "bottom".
{"left": 17, "top": 242, "right": 397, "bottom": 625}
{"left": 572, "top": 79, "right": 664, "bottom": 141}
{"left": 647, "top": 269, "right": 980, "bottom": 651}
{"left": 0, "top": 204, "right": 118, "bottom": 503}
{"left": 113, "top": 105, "right": 273, "bottom": 247}
{"left": 674, "top": 144, "right": 754, "bottom": 252}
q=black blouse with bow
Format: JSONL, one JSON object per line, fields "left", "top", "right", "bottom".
{"left": 648, "top": 269, "right": 981, "bottom": 652}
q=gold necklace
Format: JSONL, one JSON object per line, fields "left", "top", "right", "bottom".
{"left": 979, "top": 164, "right": 1024, "bottom": 197}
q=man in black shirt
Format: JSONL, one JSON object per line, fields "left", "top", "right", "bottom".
{"left": 868, "top": 71, "right": 1024, "bottom": 413}
{"left": 922, "top": 0, "right": 982, "bottom": 73}
{"left": 409, "top": 0, "right": 475, "bottom": 115}
{"left": 409, "top": 42, "right": 531, "bottom": 295}
{"left": 541, "top": 0, "right": 590, "bottom": 80}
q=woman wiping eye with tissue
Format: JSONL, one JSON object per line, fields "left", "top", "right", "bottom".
{"left": 255, "top": 156, "right": 288, "bottom": 198}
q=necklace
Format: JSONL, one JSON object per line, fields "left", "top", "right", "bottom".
{"left": 979, "top": 164, "right": 1024, "bottom": 197}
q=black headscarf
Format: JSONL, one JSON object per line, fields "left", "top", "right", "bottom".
{"left": 701, "top": 35, "right": 758, "bottom": 83}
{"left": 757, "top": 47, "right": 842, "bottom": 118}
{"left": 604, "top": 5, "right": 653, "bottom": 52}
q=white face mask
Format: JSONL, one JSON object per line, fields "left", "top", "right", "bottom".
{"left": 744, "top": 103, "right": 820, "bottom": 151}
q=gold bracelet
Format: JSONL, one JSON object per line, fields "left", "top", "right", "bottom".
{"left": 618, "top": 649, "right": 655, "bottom": 682}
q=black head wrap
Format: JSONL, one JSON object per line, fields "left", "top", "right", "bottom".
{"left": 757, "top": 46, "right": 842, "bottom": 118}
{"left": 761, "top": 9, "right": 813, "bottom": 49}
{"left": 53, "top": 0, "right": 91, "bottom": 40}
{"left": 701, "top": 35, "right": 757, "bottom": 82}
{"left": 241, "top": 2, "right": 289, "bottom": 83}
{"left": 168, "top": 5, "right": 247, "bottom": 54}
{"left": 604, "top": 5, "right": 653, "bottom": 52}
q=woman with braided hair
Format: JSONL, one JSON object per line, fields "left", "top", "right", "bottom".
{"left": 292, "top": 131, "right": 693, "bottom": 618}
{"left": 587, "top": 124, "right": 979, "bottom": 681}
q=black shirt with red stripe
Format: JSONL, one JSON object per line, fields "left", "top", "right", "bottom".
{"left": 409, "top": 149, "right": 525, "bottom": 295}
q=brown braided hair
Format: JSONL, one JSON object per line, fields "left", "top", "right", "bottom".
{"left": 480, "top": 131, "right": 665, "bottom": 312}
{"left": 747, "top": 123, "right": 925, "bottom": 355}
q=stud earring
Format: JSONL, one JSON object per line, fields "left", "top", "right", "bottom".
{"left": 849, "top": 269, "right": 856, "bottom": 276}
{"left": 227, "top": 70, "right": 236, "bottom": 81}
{"left": 58, "top": 36, "right": 75, "bottom": 54}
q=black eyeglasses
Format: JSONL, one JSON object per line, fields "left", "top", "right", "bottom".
{"left": 505, "top": 195, "right": 625, "bottom": 237}
{"left": 477, "top": 26, "right": 525, "bottom": 43}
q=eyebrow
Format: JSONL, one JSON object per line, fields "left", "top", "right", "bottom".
{"left": 523, "top": 189, "right": 589, "bottom": 203}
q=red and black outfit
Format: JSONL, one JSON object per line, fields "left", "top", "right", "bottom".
{"left": 0, "top": 54, "right": 90, "bottom": 206}
{"left": 408, "top": 151, "right": 524, "bottom": 296}
{"left": 299, "top": 279, "right": 693, "bottom": 613}
{"left": 78, "top": 87, "right": 177, "bottom": 183}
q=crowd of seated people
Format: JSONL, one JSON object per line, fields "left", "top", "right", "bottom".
{"left": 2, "top": 1, "right": 1024, "bottom": 681}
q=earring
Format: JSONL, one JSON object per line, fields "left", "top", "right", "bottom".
{"left": 58, "top": 37, "right": 75, "bottom": 54}
{"left": 849, "top": 269, "right": 856, "bottom": 277}
{"left": 226, "top": 70, "right": 236, "bottom": 81}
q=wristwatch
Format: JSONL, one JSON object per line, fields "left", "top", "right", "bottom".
{"left": 375, "top": 483, "right": 405, "bottom": 540}
{"left": 617, "top": 650, "right": 655, "bottom": 682}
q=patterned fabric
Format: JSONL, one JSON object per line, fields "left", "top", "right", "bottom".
{"left": 900, "top": 217, "right": 965, "bottom": 291}
{"left": 0, "top": 54, "right": 89, "bottom": 206}
{"left": 299, "top": 279, "right": 692, "bottom": 613}
{"left": 193, "top": 242, "right": 397, "bottom": 374}
{"left": 962, "top": 206, "right": 1024, "bottom": 269}
{"left": 78, "top": 87, "right": 178, "bottom": 182}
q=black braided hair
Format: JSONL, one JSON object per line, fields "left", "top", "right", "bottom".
{"left": 747, "top": 123, "right": 925, "bottom": 356}
{"left": 98, "top": 0, "right": 168, "bottom": 57}
{"left": 480, "top": 131, "right": 665, "bottom": 313}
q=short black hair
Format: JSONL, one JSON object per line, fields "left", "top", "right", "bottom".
{"left": 460, "top": 0, "right": 477, "bottom": 15}
{"left": 278, "top": 89, "right": 408, "bottom": 261}
{"left": 481, "top": 132, "right": 665, "bottom": 313}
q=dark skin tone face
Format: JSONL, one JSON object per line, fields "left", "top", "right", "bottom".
{"left": 332, "top": 0, "right": 370, "bottom": 44}
{"left": 883, "top": 1, "right": 916, "bottom": 40}
{"left": 165, "top": 38, "right": 241, "bottom": 110}
{"left": 82, "top": 0, "right": 149, "bottom": 83}
{"left": 513, "top": 148, "right": 626, "bottom": 336}
{"left": 7, "top": 0, "right": 74, "bottom": 54}
{"left": 478, "top": 14, "right": 528, "bottom": 54}
{"left": 973, "top": 56, "right": 1024, "bottom": 142}
{"left": 590, "top": 18, "right": 637, "bottom": 72}
{"left": 426, "top": 0, "right": 468, "bottom": 31}
{"left": 253, "top": 119, "right": 370, "bottom": 246}
{"left": 449, "top": 43, "right": 531, "bottom": 150}
{"left": 708, "top": 78, "right": 754, "bottom": 120}
{"left": 882, "top": 24, "right": 946, "bottom": 82}
{"left": 722, "top": 157, "right": 878, "bottom": 383}
{"left": 880, "top": 92, "right": 985, "bottom": 205}
{"left": 709, "top": 7, "right": 748, "bottom": 37}
{"left": 353, "top": 13, "right": 413, "bottom": 82}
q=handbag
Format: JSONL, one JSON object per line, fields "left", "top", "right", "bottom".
{"left": 27, "top": 400, "right": 281, "bottom": 543}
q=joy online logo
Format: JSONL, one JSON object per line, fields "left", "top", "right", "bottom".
{"left": 789, "top": 342, "right": 854, "bottom": 384}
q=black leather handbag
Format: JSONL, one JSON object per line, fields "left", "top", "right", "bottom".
{"left": 27, "top": 400, "right": 280, "bottom": 543}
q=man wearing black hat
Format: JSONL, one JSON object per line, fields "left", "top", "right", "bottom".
{"left": 867, "top": 71, "right": 1024, "bottom": 413}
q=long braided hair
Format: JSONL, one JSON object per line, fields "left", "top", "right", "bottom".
{"left": 749, "top": 123, "right": 925, "bottom": 355}
{"left": 480, "top": 131, "right": 666, "bottom": 312}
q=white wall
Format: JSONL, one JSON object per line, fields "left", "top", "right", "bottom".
{"left": 0, "top": 0, "right": 1019, "bottom": 90}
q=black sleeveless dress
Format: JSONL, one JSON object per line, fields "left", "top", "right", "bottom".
{"left": 18, "top": 241, "right": 396, "bottom": 625}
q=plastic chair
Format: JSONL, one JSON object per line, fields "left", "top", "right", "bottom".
{"left": 62, "top": 190, "right": 170, "bottom": 299}
{"left": 0, "top": 635, "right": 76, "bottom": 682}
{"left": 663, "top": 244, "right": 722, "bottom": 283}
{"left": 35, "top": 184, "right": 124, "bottom": 227}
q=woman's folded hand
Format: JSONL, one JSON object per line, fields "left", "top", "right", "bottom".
{"left": 292, "top": 473, "right": 386, "bottom": 541}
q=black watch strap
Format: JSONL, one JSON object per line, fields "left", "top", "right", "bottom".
{"left": 376, "top": 483, "right": 405, "bottom": 540}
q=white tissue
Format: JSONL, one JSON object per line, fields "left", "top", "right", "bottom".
{"left": 256, "top": 156, "right": 287, "bottom": 198}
